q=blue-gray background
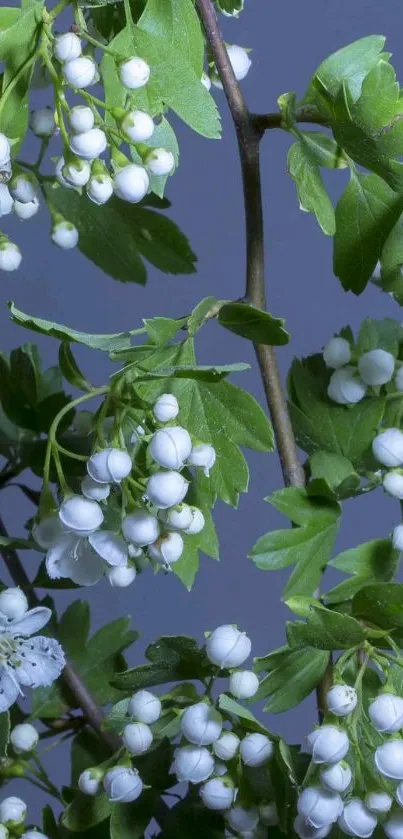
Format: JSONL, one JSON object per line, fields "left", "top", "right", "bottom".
{"left": 1, "top": 0, "right": 401, "bottom": 819}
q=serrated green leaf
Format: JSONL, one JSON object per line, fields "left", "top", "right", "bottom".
{"left": 308, "top": 451, "right": 361, "bottom": 500}
{"left": 312, "top": 35, "right": 386, "bottom": 102}
{"left": 286, "top": 606, "right": 365, "bottom": 650}
{"left": 143, "top": 317, "right": 181, "bottom": 347}
{"left": 287, "top": 139, "right": 335, "bottom": 235}
{"left": 8, "top": 302, "right": 137, "bottom": 351}
{"left": 356, "top": 317, "right": 402, "bottom": 356}
{"left": 110, "top": 792, "right": 156, "bottom": 839}
{"left": 215, "top": 0, "right": 243, "bottom": 16}
{"left": 298, "top": 132, "right": 347, "bottom": 169}
{"left": 218, "top": 303, "right": 290, "bottom": 345}
{"left": 377, "top": 219, "right": 403, "bottom": 303}
{"left": 352, "top": 582, "right": 403, "bottom": 629}
{"left": 268, "top": 487, "right": 340, "bottom": 526}
{"left": 253, "top": 647, "right": 330, "bottom": 713}
{"left": 112, "top": 635, "right": 217, "bottom": 691}
{"left": 62, "top": 792, "right": 111, "bottom": 832}
{"left": 0, "top": 3, "right": 44, "bottom": 146}
{"left": 217, "top": 694, "right": 269, "bottom": 734}
{"left": 138, "top": 0, "right": 204, "bottom": 76}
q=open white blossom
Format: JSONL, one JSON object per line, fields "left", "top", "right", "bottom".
{"left": 46, "top": 531, "right": 126, "bottom": 586}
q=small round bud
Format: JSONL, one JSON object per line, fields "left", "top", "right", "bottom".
{"left": 69, "top": 128, "right": 107, "bottom": 161}
{"left": 69, "top": 106, "right": 95, "bottom": 134}
{"left": 393, "top": 524, "right": 403, "bottom": 551}
{"left": 81, "top": 476, "right": 110, "bottom": 501}
{"left": 358, "top": 349, "right": 395, "bottom": 386}
{"left": 183, "top": 507, "right": 205, "bottom": 535}
{"left": 294, "top": 816, "right": 332, "bottom": 839}
{"left": 107, "top": 564, "right": 136, "bottom": 587}
{"left": 51, "top": 221, "right": 78, "bottom": 250}
{"left": 145, "top": 148, "right": 175, "bottom": 176}
{"left": 13, "top": 198, "right": 40, "bottom": 220}
{"left": 181, "top": 702, "right": 222, "bottom": 745}
{"left": 383, "top": 470, "right": 403, "bottom": 499}
{"left": 187, "top": 443, "right": 216, "bottom": 476}
{"left": 113, "top": 164, "right": 149, "bottom": 203}
{"left": 128, "top": 690, "right": 161, "bottom": 723}
{"left": 226, "top": 44, "right": 251, "bottom": 80}
{"left": 338, "top": 799, "right": 377, "bottom": 838}
{"left": 200, "top": 777, "right": 234, "bottom": 810}
{"left": 0, "top": 588, "right": 28, "bottom": 620}
{"left": 213, "top": 731, "right": 240, "bottom": 761}
{"left": 10, "top": 175, "right": 36, "bottom": 204}
{"left": 229, "top": 670, "right": 259, "bottom": 699}
{"left": 59, "top": 495, "right": 103, "bottom": 535}
{"left": 87, "top": 448, "right": 132, "bottom": 483}
{"left": 147, "top": 471, "right": 188, "bottom": 509}
{"left": 122, "top": 511, "right": 160, "bottom": 546}
{"left": 206, "top": 625, "right": 251, "bottom": 668}
{"left": 307, "top": 726, "right": 349, "bottom": 765}
{"left": 78, "top": 768, "right": 101, "bottom": 796}
{"left": 88, "top": 531, "right": 128, "bottom": 567}
{"left": 172, "top": 745, "right": 214, "bottom": 783}
{"left": 227, "top": 806, "right": 259, "bottom": 833}
{"left": 323, "top": 337, "right": 351, "bottom": 369}
{"left": 123, "top": 722, "right": 152, "bottom": 755}
{"left": 21, "top": 833, "right": 47, "bottom": 839}
{"left": 0, "top": 241, "right": 21, "bottom": 271}
{"left": 10, "top": 724, "right": 38, "bottom": 754}
{"left": 327, "top": 367, "right": 367, "bottom": 405}
{"left": 201, "top": 72, "right": 212, "bottom": 91}
{"left": 63, "top": 158, "right": 91, "bottom": 187}
{"left": 103, "top": 766, "right": 142, "bottom": 803}
{"left": 87, "top": 174, "right": 113, "bottom": 205}
{"left": 239, "top": 732, "right": 273, "bottom": 767}
{"left": 298, "top": 787, "right": 343, "bottom": 830}
{"left": 0, "top": 134, "right": 11, "bottom": 166}
{"left": 320, "top": 762, "right": 352, "bottom": 793}
{"left": 0, "top": 184, "right": 13, "bottom": 217}
{"left": 372, "top": 429, "right": 403, "bottom": 467}
{"left": 55, "top": 157, "right": 75, "bottom": 189}
{"left": 54, "top": 33, "right": 82, "bottom": 62}
{"left": 149, "top": 426, "right": 192, "bottom": 470}
{"left": 0, "top": 797, "right": 27, "bottom": 826}
{"left": 63, "top": 57, "right": 96, "bottom": 89}
{"left": 369, "top": 693, "right": 403, "bottom": 733}
{"left": 148, "top": 531, "right": 184, "bottom": 565}
{"left": 165, "top": 504, "right": 194, "bottom": 530}
{"left": 122, "top": 110, "right": 154, "bottom": 143}
{"left": 213, "top": 760, "right": 227, "bottom": 776}
{"left": 385, "top": 813, "right": 403, "bottom": 839}
{"left": 33, "top": 515, "right": 64, "bottom": 549}
{"left": 395, "top": 367, "right": 403, "bottom": 392}
{"left": 374, "top": 740, "right": 403, "bottom": 779}
{"left": 259, "top": 803, "right": 279, "bottom": 826}
{"left": 30, "top": 107, "right": 55, "bottom": 138}
{"left": 153, "top": 394, "right": 179, "bottom": 422}
{"left": 119, "top": 57, "right": 150, "bottom": 89}
{"left": 365, "top": 791, "right": 392, "bottom": 814}
{"left": 326, "top": 684, "right": 358, "bottom": 717}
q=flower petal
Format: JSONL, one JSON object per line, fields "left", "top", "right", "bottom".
{"left": 46, "top": 534, "right": 105, "bottom": 586}
{"left": 15, "top": 637, "right": 65, "bottom": 688}
{"left": 88, "top": 531, "right": 128, "bottom": 567}
{"left": 10, "top": 607, "right": 51, "bottom": 638}
{"left": 0, "top": 667, "right": 21, "bottom": 711}
{"left": 46, "top": 533, "right": 81, "bottom": 579}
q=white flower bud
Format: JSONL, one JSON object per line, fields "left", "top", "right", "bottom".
{"left": 78, "top": 768, "right": 101, "bottom": 796}
{"left": 119, "top": 57, "right": 150, "bottom": 89}
{"left": 147, "top": 471, "right": 188, "bottom": 509}
{"left": 383, "top": 470, "right": 403, "bottom": 499}
{"left": 123, "top": 722, "right": 153, "bottom": 754}
{"left": 201, "top": 71, "right": 212, "bottom": 91}
{"left": 113, "top": 164, "right": 149, "bottom": 203}
{"left": 10, "top": 175, "right": 36, "bottom": 204}
{"left": 259, "top": 803, "right": 279, "bottom": 826}
{"left": 396, "top": 782, "right": 403, "bottom": 807}
{"left": 63, "top": 57, "right": 97, "bottom": 89}
{"left": 323, "top": 337, "right": 351, "bottom": 369}
{"left": 320, "top": 762, "right": 352, "bottom": 793}
{"left": 229, "top": 670, "right": 259, "bottom": 699}
{"left": 338, "top": 799, "right": 377, "bottom": 838}
{"left": 103, "top": 766, "right": 142, "bottom": 803}
{"left": 0, "top": 134, "right": 11, "bottom": 166}
{"left": 298, "top": 787, "right": 343, "bottom": 829}
{"left": 294, "top": 816, "right": 332, "bottom": 839}
{"left": 227, "top": 806, "right": 259, "bottom": 833}
{"left": 181, "top": 702, "right": 222, "bottom": 745}
{"left": 69, "top": 106, "right": 94, "bottom": 134}
{"left": 200, "top": 777, "right": 234, "bottom": 810}
{"left": 358, "top": 349, "right": 395, "bottom": 386}
{"left": 21, "top": 833, "right": 47, "bottom": 839}
{"left": 52, "top": 221, "right": 78, "bottom": 250}
{"left": 107, "top": 564, "right": 136, "bottom": 587}
{"left": 32, "top": 515, "right": 63, "bottom": 549}
{"left": 0, "top": 241, "right": 21, "bottom": 271}
{"left": 385, "top": 813, "right": 403, "bottom": 839}
{"left": 13, "top": 198, "right": 40, "bottom": 219}
{"left": 226, "top": 44, "right": 251, "bottom": 80}
{"left": 59, "top": 495, "right": 103, "bottom": 535}
{"left": 87, "top": 448, "right": 132, "bottom": 483}
{"left": 69, "top": 128, "right": 107, "bottom": 161}
{"left": 369, "top": 693, "right": 403, "bottom": 733}
{"left": 206, "top": 625, "right": 251, "bottom": 668}
{"left": 365, "top": 791, "right": 392, "bottom": 813}
{"left": 145, "top": 148, "right": 175, "bottom": 176}
{"left": 372, "top": 429, "right": 403, "bottom": 467}
{"left": 30, "top": 107, "right": 55, "bottom": 138}
{"left": 213, "top": 731, "right": 240, "bottom": 761}
{"left": 122, "top": 511, "right": 160, "bottom": 546}
{"left": 327, "top": 367, "right": 367, "bottom": 405}
{"left": 54, "top": 33, "right": 82, "bottom": 62}
{"left": 0, "top": 588, "right": 28, "bottom": 620}
{"left": 183, "top": 507, "right": 205, "bottom": 535}
{"left": 213, "top": 760, "right": 227, "bottom": 776}
{"left": 87, "top": 174, "right": 113, "bottom": 205}
{"left": 122, "top": 110, "right": 154, "bottom": 143}
{"left": 327, "top": 684, "right": 358, "bottom": 716}
{"left": 374, "top": 740, "right": 403, "bottom": 779}
{"left": 0, "top": 797, "right": 27, "bottom": 826}
{"left": 172, "top": 745, "right": 214, "bottom": 783}
{"left": 307, "top": 726, "right": 349, "bottom": 764}
{"left": 81, "top": 476, "right": 110, "bottom": 501}
{"left": 10, "top": 724, "right": 38, "bottom": 754}
{"left": 165, "top": 504, "right": 194, "bottom": 530}
{"left": 88, "top": 531, "right": 127, "bottom": 566}
{"left": 240, "top": 732, "right": 273, "bottom": 766}
{"left": 128, "top": 690, "right": 161, "bottom": 723}
{"left": 55, "top": 157, "right": 75, "bottom": 189}
{"left": 149, "top": 426, "right": 192, "bottom": 470}
{"left": 63, "top": 158, "right": 91, "bottom": 187}
{"left": 395, "top": 367, "right": 403, "bottom": 392}
{"left": 188, "top": 443, "right": 216, "bottom": 476}
{"left": 148, "top": 531, "right": 184, "bottom": 565}
{"left": 153, "top": 394, "right": 179, "bottom": 422}
{"left": 0, "top": 184, "right": 13, "bottom": 217}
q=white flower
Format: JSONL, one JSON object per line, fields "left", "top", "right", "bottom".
{"left": 213, "top": 731, "right": 240, "bottom": 761}
{"left": 10, "top": 175, "right": 37, "bottom": 204}
{"left": 358, "top": 349, "right": 395, "bottom": 386}
{"left": 69, "top": 106, "right": 94, "bottom": 134}
{"left": 122, "top": 110, "right": 155, "bottom": 143}
{"left": 63, "top": 158, "right": 91, "bottom": 187}
{"left": 298, "top": 787, "right": 343, "bottom": 829}
{"left": 87, "top": 174, "right": 113, "bottom": 205}
{"left": 320, "top": 762, "right": 352, "bottom": 793}
{"left": 153, "top": 393, "right": 179, "bottom": 422}
{"left": 55, "top": 157, "right": 75, "bottom": 189}
{"left": 87, "top": 531, "right": 128, "bottom": 566}
{"left": 259, "top": 803, "right": 279, "bottom": 826}
{"left": 128, "top": 690, "right": 161, "bottom": 723}
{"left": 0, "top": 605, "right": 65, "bottom": 711}
{"left": 226, "top": 44, "right": 251, "bottom": 80}
{"left": 164, "top": 504, "right": 194, "bottom": 530}
{"left": 226, "top": 806, "right": 259, "bottom": 833}
{"left": 113, "top": 164, "right": 149, "bottom": 203}
{"left": 148, "top": 532, "right": 184, "bottom": 565}
{"left": 147, "top": 471, "right": 188, "bottom": 509}
{"left": 149, "top": 426, "right": 192, "bottom": 470}
{"left": 326, "top": 684, "right": 358, "bottom": 716}
{"left": 184, "top": 507, "right": 205, "bottom": 534}
{"left": 119, "top": 57, "right": 150, "bottom": 89}
{"left": 81, "top": 476, "right": 110, "bottom": 501}
{"left": 384, "top": 470, "right": 403, "bottom": 499}
{"left": 54, "top": 33, "right": 82, "bottom": 62}
{"left": 145, "top": 148, "right": 175, "bottom": 176}
{"left": 374, "top": 740, "right": 403, "bottom": 779}
{"left": 51, "top": 221, "right": 78, "bottom": 249}
{"left": 385, "top": 813, "right": 403, "bottom": 839}
{"left": 0, "top": 797, "right": 26, "bottom": 826}
{"left": 107, "top": 564, "right": 136, "bottom": 587}
{"left": 21, "top": 833, "right": 48, "bottom": 839}
{"left": 239, "top": 733, "right": 273, "bottom": 766}
{"left": 172, "top": 745, "right": 214, "bottom": 783}
{"left": 32, "top": 515, "right": 64, "bottom": 549}
{"left": 372, "top": 429, "right": 403, "bottom": 467}
{"left": 294, "top": 816, "right": 332, "bottom": 839}
{"left": 123, "top": 722, "right": 153, "bottom": 754}
{"left": 0, "top": 184, "right": 13, "bottom": 217}
{"left": 30, "top": 107, "right": 55, "bottom": 138}
{"left": 395, "top": 367, "right": 403, "bottom": 392}
{"left": 0, "top": 588, "right": 28, "bottom": 620}
{"left": 365, "top": 791, "right": 392, "bottom": 813}
{"left": 323, "top": 337, "right": 351, "bottom": 369}
{"left": 327, "top": 367, "right": 367, "bottom": 405}
{"left": 201, "top": 71, "right": 212, "bottom": 91}
{"left": 200, "top": 777, "right": 234, "bottom": 810}
{"left": 103, "top": 766, "right": 143, "bottom": 803}
{"left": 69, "top": 128, "right": 107, "bottom": 161}
{"left": 0, "top": 134, "right": 11, "bottom": 167}
{"left": 181, "top": 702, "right": 223, "bottom": 745}
{"left": 59, "top": 496, "right": 103, "bottom": 534}
{"left": 87, "top": 448, "right": 132, "bottom": 483}
{"left": 229, "top": 670, "right": 259, "bottom": 699}
{"left": 188, "top": 443, "right": 216, "bottom": 476}
{"left": 63, "top": 57, "right": 97, "bottom": 89}
{"left": 78, "top": 768, "right": 101, "bottom": 796}
{"left": 13, "top": 198, "right": 40, "bottom": 220}
{"left": 46, "top": 530, "right": 125, "bottom": 586}
{"left": 206, "top": 625, "right": 251, "bottom": 668}
{"left": 369, "top": 693, "right": 403, "bottom": 733}
{"left": 122, "top": 511, "right": 160, "bottom": 546}
{"left": 10, "top": 723, "right": 38, "bottom": 753}
{"left": 306, "top": 726, "right": 349, "bottom": 764}
{"left": 338, "top": 799, "right": 377, "bottom": 838}
{"left": 0, "top": 242, "right": 22, "bottom": 271}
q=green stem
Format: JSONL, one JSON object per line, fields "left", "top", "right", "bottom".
{"left": 77, "top": 28, "right": 119, "bottom": 58}
{"left": 49, "top": 0, "right": 71, "bottom": 20}
{"left": 34, "top": 138, "right": 50, "bottom": 170}
{"left": 31, "top": 754, "right": 64, "bottom": 802}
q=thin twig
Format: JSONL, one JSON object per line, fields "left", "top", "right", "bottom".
{"left": 253, "top": 108, "right": 330, "bottom": 132}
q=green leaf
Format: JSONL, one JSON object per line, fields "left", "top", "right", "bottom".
{"left": 333, "top": 172, "right": 403, "bottom": 295}
{"left": 110, "top": 792, "right": 156, "bottom": 839}
{"left": 377, "top": 219, "right": 403, "bottom": 303}
{"left": 217, "top": 694, "right": 269, "bottom": 734}
{"left": 217, "top": 303, "right": 290, "bottom": 345}
{"left": 0, "top": 713, "right": 10, "bottom": 758}
{"left": 58, "top": 343, "right": 92, "bottom": 391}
{"left": 0, "top": 3, "right": 44, "bottom": 145}
{"left": 326, "top": 539, "right": 399, "bottom": 604}
{"left": 268, "top": 487, "right": 340, "bottom": 526}
{"left": 352, "top": 582, "right": 403, "bottom": 629}
{"left": 215, "top": 0, "right": 244, "bottom": 16}
{"left": 8, "top": 302, "right": 137, "bottom": 351}
{"left": 311, "top": 35, "right": 386, "bottom": 102}
{"left": 308, "top": 451, "right": 361, "bottom": 500}
{"left": 71, "top": 729, "right": 110, "bottom": 786}
{"left": 143, "top": 317, "right": 181, "bottom": 347}
{"left": 287, "top": 139, "right": 335, "bottom": 235}
{"left": 297, "top": 132, "right": 347, "bottom": 169}
{"left": 253, "top": 646, "right": 330, "bottom": 712}
{"left": 0, "top": 8, "right": 20, "bottom": 29}
{"left": 62, "top": 792, "right": 111, "bottom": 832}
{"left": 355, "top": 317, "right": 403, "bottom": 357}
{"left": 286, "top": 606, "right": 365, "bottom": 650}
{"left": 112, "top": 635, "right": 218, "bottom": 691}
{"left": 138, "top": 0, "right": 204, "bottom": 76}
{"left": 187, "top": 296, "right": 219, "bottom": 337}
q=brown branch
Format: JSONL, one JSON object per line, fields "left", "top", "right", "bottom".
{"left": 253, "top": 108, "right": 330, "bottom": 132}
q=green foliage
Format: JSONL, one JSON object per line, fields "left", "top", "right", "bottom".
{"left": 217, "top": 302, "right": 290, "bottom": 345}
{"left": 287, "top": 136, "right": 336, "bottom": 235}
{"left": 309, "top": 35, "right": 386, "bottom": 103}
{"left": 352, "top": 582, "right": 403, "bottom": 630}
{"left": 0, "top": 343, "right": 71, "bottom": 433}
{"left": 0, "top": 3, "right": 43, "bottom": 146}
{"left": 110, "top": 792, "right": 157, "bottom": 839}
{"left": 286, "top": 604, "right": 365, "bottom": 650}
{"left": 253, "top": 646, "right": 330, "bottom": 712}
{"left": 112, "top": 634, "right": 219, "bottom": 691}
{"left": 307, "top": 451, "right": 361, "bottom": 500}
{"left": 325, "top": 539, "right": 400, "bottom": 604}
{"left": 9, "top": 302, "right": 139, "bottom": 351}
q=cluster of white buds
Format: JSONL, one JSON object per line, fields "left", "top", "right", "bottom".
{"left": 0, "top": 131, "right": 41, "bottom": 271}
{"left": 0, "top": 795, "right": 48, "bottom": 839}
{"left": 372, "top": 428, "right": 403, "bottom": 506}
{"left": 324, "top": 336, "right": 397, "bottom": 406}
